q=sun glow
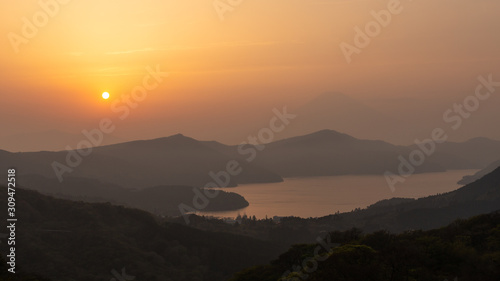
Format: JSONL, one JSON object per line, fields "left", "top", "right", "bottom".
{"left": 102, "top": 92, "right": 110, "bottom": 99}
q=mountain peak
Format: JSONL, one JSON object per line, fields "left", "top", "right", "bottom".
{"left": 166, "top": 133, "right": 188, "bottom": 140}
{"left": 97, "top": 133, "right": 200, "bottom": 151}
{"left": 272, "top": 129, "right": 356, "bottom": 147}
{"left": 300, "top": 129, "right": 356, "bottom": 141}
{"left": 310, "top": 129, "right": 349, "bottom": 136}
{"left": 464, "top": 137, "right": 496, "bottom": 144}
{"left": 144, "top": 133, "right": 199, "bottom": 146}
{"left": 170, "top": 133, "right": 185, "bottom": 137}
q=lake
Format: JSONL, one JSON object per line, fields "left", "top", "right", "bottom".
{"left": 198, "top": 169, "right": 477, "bottom": 219}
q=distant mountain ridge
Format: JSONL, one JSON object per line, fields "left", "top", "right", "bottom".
{"left": 205, "top": 129, "right": 500, "bottom": 177}
{"left": 0, "top": 133, "right": 283, "bottom": 188}
{"left": 1, "top": 130, "right": 499, "bottom": 189}
{"left": 428, "top": 137, "right": 500, "bottom": 169}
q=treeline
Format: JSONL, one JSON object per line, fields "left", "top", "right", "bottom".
{"left": 230, "top": 211, "right": 500, "bottom": 281}
{"left": 0, "top": 187, "right": 284, "bottom": 281}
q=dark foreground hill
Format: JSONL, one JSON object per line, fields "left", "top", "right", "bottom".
{"left": 18, "top": 175, "right": 249, "bottom": 216}
{"left": 0, "top": 260, "right": 51, "bottom": 281}
{"left": 459, "top": 159, "right": 500, "bottom": 185}
{"left": 230, "top": 211, "right": 500, "bottom": 281}
{"left": 0, "top": 187, "right": 284, "bottom": 281}
{"left": 177, "top": 167, "right": 500, "bottom": 247}
{"left": 316, "top": 166, "right": 500, "bottom": 233}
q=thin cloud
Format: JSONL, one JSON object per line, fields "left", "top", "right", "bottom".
{"left": 105, "top": 41, "right": 298, "bottom": 56}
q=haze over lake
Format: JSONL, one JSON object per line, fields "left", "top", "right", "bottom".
{"left": 199, "top": 170, "right": 477, "bottom": 219}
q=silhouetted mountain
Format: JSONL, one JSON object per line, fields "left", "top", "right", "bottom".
{"left": 458, "top": 159, "right": 500, "bottom": 185}
{"left": 18, "top": 175, "right": 248, "bottom": 216}
{"left": 207, "top": 129, "right": 446, "bottom": 177}
{"left": 277, "top": 92, "right": 403, "bottom": 143}
{"left": 2, "top": 131, "right": 496, "bottom": 188}
{"left": 209, "top": 130, "right": 500, "bottom": 177}
{"left": 0, "top": 134, "right": 283, "bottom": 188}
{"left": 0, "top": 187, "right": 284, "bottom": 281}
{"left": 424, "top": 137, "right": 500, "bottom": 169}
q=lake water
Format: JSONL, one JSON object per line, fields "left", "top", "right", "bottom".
{"left": 198, "top": 170, "right": 477, "bottom": 219}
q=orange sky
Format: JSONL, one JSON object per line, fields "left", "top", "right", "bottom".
{"left": 1, "top": 0, "right": 499, "bottom": 150}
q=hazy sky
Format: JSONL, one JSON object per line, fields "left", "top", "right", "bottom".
{"left": 1, "top": 0, "right": 499, "bottom": 150}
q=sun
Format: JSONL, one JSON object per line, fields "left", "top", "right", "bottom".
{"left": 102, "top": 92, "right": 110, "bottom": 100}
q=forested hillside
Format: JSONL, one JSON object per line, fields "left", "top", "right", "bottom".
{"left": 231, "top": 212, "right": 500, "bottom": 281}
{"left": 0, "top": 187, "right": 284, "bottom": 281}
